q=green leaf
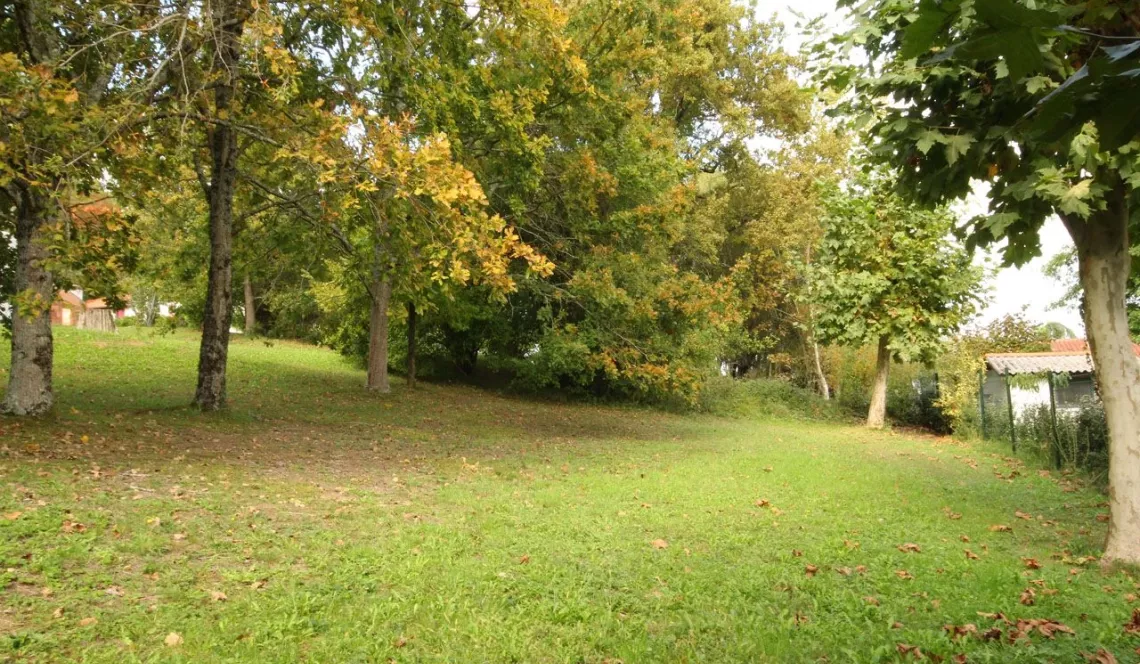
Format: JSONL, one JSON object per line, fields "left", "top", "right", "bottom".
{"left": 974, "top": 0, "right": 1062, "bottom": 29}
{"left": 915, "top": 129, "right": 944, "bottom": 155}
{"left": 943, "top": 134, "right": 974, "bottom": 165}
{"left": 901, "top": 5, "right": 949, "bottom": 60}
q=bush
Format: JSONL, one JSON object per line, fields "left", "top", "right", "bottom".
{"left": 696, "top": 376, "right": 847, "bottom": 422}
{"left": 982, "top": 397, "right": 1108, "bottom": 481}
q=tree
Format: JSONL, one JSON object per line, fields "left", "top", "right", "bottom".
{"left": 807, "top": 176, "right": 983, "bottom": 428}
{"left": 0, "top": 0, "right": 149, "bottom": 415}
{"left": 702, "top": 121, "right": 850, "bottom": 393}
{"left": 310, "top": 118, "right": 552, "bottom": 392}
{"left": 133, "top": 0, "right": 371, "bottom": 409}
{"left": 818, "top": 0, "right": 1140, "bottom": 562}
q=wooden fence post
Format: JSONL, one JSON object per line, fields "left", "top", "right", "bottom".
{"left": 1048, "top": 372, "right": 1061, "bottom": 468}
{"left": 1005, "top": 373, "right": 1016, "bottom": 453}
{"left": 978, "top": 370, "right": 987, "bottom": 440}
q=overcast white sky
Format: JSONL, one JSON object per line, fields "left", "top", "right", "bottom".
{"left": 765, "top": 0, "right": 1085, "bottom": 335}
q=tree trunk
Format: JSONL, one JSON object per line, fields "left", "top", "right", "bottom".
{"left": 192, "top": 0, "right": 246, "bottom": 411}
{"left": 1065, "top": 190, "right": 1140, "bottom": 564}
{"left": 406, "top": 301, "right": 417, "bottom": 389}
{"left": 866, "top": 335, "right": 890, "bottom": 428}
{"left": 366, "top": 277, "right": 391, "bottom": 392}
{"left": 243, "top": 273, "right": 255, "bottom": 336}
{"left": 144, "top": 292, "right": 158, "bottom": 327}
{"left": 2, "top": 188, "right": 54, "bottom": 416}
{"left": 812, "top": 336, "right": 830, "bottom": 401}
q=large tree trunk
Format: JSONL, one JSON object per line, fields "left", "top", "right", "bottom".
{"left": 1065, "top": 190, "right": 1140, "bottom": 565}
{"left": 866, "top": 335, "right": 890, "bottom": 428}
{"left": 243, "top": 273, "right": 255, "bottom": 336}
{"left": 366, "top": 277, "right": 391, "bottom": 392}
{"left": 192, "top": 0, "right": 246, "bottom": 411}
{"left": 2, "top": 188, "right": 54, "bottom": 416}
{"left": 406, "top": 301, "right": 417, "bottom": 389}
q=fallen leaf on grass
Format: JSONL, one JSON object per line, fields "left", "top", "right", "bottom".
{"left": 1097, "top": 514, "right": 1110, "bottom": 522}
{"left": 1027, "top": 619, "right": 1074, "bottom": 638}
{"left": 1015, "top": 511, "right": 1032, "bottom": 520}
{"left": 209, "top": 590, "right": 228, "bottom": 602}
{"left": 864, "top": 596, "right": 880, "bottom": 606}
{"left": 1023, "top": 558, "right": 1042, "bottom": 570}
{"left": 4, "top": 511, "right": 21, "bottom": 520}
{"left": 989, "top": 524, "right": 1012, "bottom": 533}
{"left": 1124, "top": 608, "right": 1140, "bottom": 635}
{"left": 836, "top": 566, "right": 852, "bottom": 576}
{"left": 896, "top": 643, "right": 923, "bottom": 659}
{"left": 895, "top": 570, "right": 914, "bottom": 580}
{"left": 792, "top": 549, "right": 803, "bottom": 558}
{"left": 52, "top": 607, "right": 64, "bottom": 619}
{"left": 105, "top": 586, "right": 125, "bottom": 597}
{"left": 944, "top": 624, "right": 977, "bottom": 641}
{"left": 519, "top": 555, "right": 530, "bottom": 564}
{"left": 394, "top": 637, "right": 408, "bottom": 648}
{"left": 164, "top": 632, "right": 183, "bottom": 647}
{"left": 943, "top": 507, "right": 962, "bottom": 520}
{"left": 952, "top": 655, "right": 967, "bottom": 664}
{"left": 1082, "top": 649, "right": 1117, "bottom": 664}
{"left": 960, "top": 535, "right": 970, "bottom": 543}
{"left": 650, "top": 539, "right": 668, "bottom": 550}
{"left": 61, "top": 520, "right": 87, "bottom": 534}
{"left": 892, "top": 621, "right": 904, "bottom": 629}
{"left": 1020, "top": 588, "right": 1036, "bottom": 606}
{"left": 964, "top": 549, "right": 979, "bottom": 560}
{"left": 804, "top": 564, "right": 818, "bottom": 577}
{"left": 79, "top": 617, "right": 97, "bottom": 627}
{"left": 897, "top": 543, "right": 922, "bottom": 553}
{"left": 763, "top": 466, "right": 773, "bottom": 473}
{"left": 981, "top": 627, "right": 1002, "bottom": 641}
{"left": 755, "top": 499, "right": 770, "bottom": 508}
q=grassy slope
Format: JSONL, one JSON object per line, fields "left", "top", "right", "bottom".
{"left": 0, "top": 328, "right": 1133, "bottom": 663}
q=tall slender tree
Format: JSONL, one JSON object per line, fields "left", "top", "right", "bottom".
{"left": 807, "top": 177, "right": 983, "bottom": 428}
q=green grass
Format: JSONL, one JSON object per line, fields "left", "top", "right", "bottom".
{"left": 0, "top": 328, "right": 1134, "bottom": 662}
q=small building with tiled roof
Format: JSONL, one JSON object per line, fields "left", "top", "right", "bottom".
{"left": 980, "top": 339, "right": 1140, "bottom": 418}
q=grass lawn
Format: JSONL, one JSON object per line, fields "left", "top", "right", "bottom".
{"left": 0, "top": 327, "right": 1136, "bottom": 662}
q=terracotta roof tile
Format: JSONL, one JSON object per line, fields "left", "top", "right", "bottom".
{"left": 1049, "top": 339, "right": 1140, "bottom": 355}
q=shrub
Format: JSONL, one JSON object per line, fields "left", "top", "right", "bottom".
{"left": 696, "top": 376, "right": 847, "bottom": 422}
{"left": 982, "top": 397, "right": 1108, "bottom": 481}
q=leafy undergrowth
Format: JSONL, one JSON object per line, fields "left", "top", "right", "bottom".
{"left": 0, "top": 328, "right": 1136, "bottom": 662}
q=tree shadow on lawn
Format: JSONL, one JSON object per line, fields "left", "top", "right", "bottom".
{"left": 1, "top": 360, "right": 717, "bottom": 488}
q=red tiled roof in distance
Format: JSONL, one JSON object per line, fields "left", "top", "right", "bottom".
{"left": 1050, "top": 339, "right": 1140, "bottom": 356}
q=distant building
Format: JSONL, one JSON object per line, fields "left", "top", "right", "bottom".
{"left": 50, "top": 291, "right": 85, "bottom": 326}
{"left": 48, "top": 290, "right": 124, "bottom": 331}
{"left": 983, "top": 339, "right": 1140, "bottom": 416}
